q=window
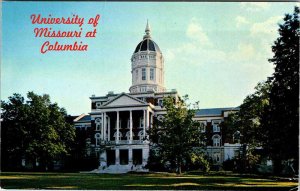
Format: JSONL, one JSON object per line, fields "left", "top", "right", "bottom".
{"left": 199, "top": 121, "right": 207, "bottom": 133}
{"left": 140, "top": 86, "right": 146, "bottom": 92}
{"left": 125, "top": 131, "right": 131, "bottom": 140}
{"left": 138, "top": 130, "right": 144, "bottom": 140}
{"left": 150, "top": 68, "right": 155, "bottom": 80}
{"left": 96, "top": 102, "right": 102, "bottom": 108}
{"left": 212, "top": 135, "right": 221, "bottom": 147}
{"left": 96, "top": 124, "right": 101, "bottom": 131}
{"left": 212, "top": 120, "right": 221, "bottom": 132}
{"left": 157, "top": 99, "right": 163, "bottom": 107}
{"left": 95, "top": 117, "right": 101, "bottom": 123}
{"left": 95, "top": 117, "right": 102, "bottom": 131}
{"left": 135, "top": 69, "right": 138, "bottom": 80}
{"left": 142, "top": 68, "right": 146, "bottom": 80}
{"left": 139, "top": 117, "right": 144, "bottom": 128}
{"left": 113, "top": 131, "right": 122, "bottom": 140}
{"left": 95, "top": 133, "right": 101, "bottom": 146}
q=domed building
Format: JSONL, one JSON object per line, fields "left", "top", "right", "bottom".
{"left": 74, "top": 22, "right": 240, "bottom": 173}
{"left": 129, "top": 21, "right": 165, "bottom": 93}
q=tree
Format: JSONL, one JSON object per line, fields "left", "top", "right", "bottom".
{"left": 220, "top": 81, "right": 271, "bottom": 172}
{"left": 263, "top": 7, "right": 299, "bottom": 174}
{"left": 189, "top": 150, "right": 210, "bottom": 173}
{"left": 1, "top": 94, "right": 28, "bottom": 170}
{"left": 1, "top": 92, "right": 75, "bottom": 170}
{"left": 238, "top": 81, "right": 271, "bottom": 146}
{"left": 149, "top": 95, "right": 205, "bottom": 174}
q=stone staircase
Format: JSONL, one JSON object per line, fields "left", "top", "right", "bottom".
{"left": 92, "top": 164, "right": 149, "bottom": 174}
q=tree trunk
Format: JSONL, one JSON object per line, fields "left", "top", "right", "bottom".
{"left": 177, "top": 158, "right": 182, "bottom": 174}
{"left": 178, "top": 165, "right": 181, "bottom": 174}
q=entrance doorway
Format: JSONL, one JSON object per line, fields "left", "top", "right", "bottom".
{"left": 120, "top": 149, "right": 128, "bottom": 165}
{"left": 106, "top": 150, "right": 116, "bottom": 166}
{"left": 133, "top": 149, "right": 143, "bottom": 165}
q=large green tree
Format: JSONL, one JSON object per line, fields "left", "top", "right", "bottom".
{"left": 149, "top": 95, "right": 205, "bottom": 174}
{"left": 263, "top": 7, "right": 299, "bottom": 174}
{"left": 221, "top": 81, "right": 271, "bottom": 172}
{"left": 1, "top": 92, "right": 75, "bottom": 170}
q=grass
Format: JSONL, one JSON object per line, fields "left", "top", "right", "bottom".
{"left": 0, "top": 171, "right": 298, "bottom": 190}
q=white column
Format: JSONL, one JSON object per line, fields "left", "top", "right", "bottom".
{"left": 108, "top": 117, "right": 110, "bottom": 141}
{"left": 129, "top": 110, "right": 133, "bottom": 143}
{"left": 143, "top": 110, "right": 146, "bottom": 139}
{"left": 103, "top": 112, "right": 107, "bottom": 141}
{"left": 143, "top": 147, "right": 149, "bottom": 166}
{"left": 129, "top": 148, "right": 133, "bottom": 166}
{"left": 100, "top": 151, "right": 107, "bottom": 168}
{"left": 150, "top": 112, "right": 153, "bottom": 129}
{"left": 116, "top": 111, "right": 119, "bottom": 144}
{"left": 101, "top": 113, "right": 104, "bottom": 140}
{"left": 116, "top": 149, "right": 120, "bottom": 165}
{"left": 146, "top": 110, "right": 150, "bottom": 130}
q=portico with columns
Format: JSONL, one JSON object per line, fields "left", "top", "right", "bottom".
{"left": 90, "top": 93, "right": 155, "bottom": 172}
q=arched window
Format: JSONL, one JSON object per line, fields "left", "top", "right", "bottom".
{"left": 138, "top": 131, "right": 144, "bottom": 140}
{"left": 125, "top": 131, "right": 131, "bottom": 140}
{"left": 212, "top": 135, "right": 221, "bottom": 147}
{"left": 95, "top": 133, "right": 101, "bottom": 146}
{"left": 95, "top": 117, "right": 102, "bottom": 131}
{"left": 113, "top": 131, "right": 122, "bottom": 140}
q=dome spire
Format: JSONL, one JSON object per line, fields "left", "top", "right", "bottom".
{"left": 143, "top": 19, "right": 151, "bottom": 39}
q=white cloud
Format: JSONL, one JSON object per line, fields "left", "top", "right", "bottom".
{"left": 235, "top": 16, "right": 249, "bottom": 28}
{"left": 228, "top": 43, "right": 256, "bottom": 62}
{"left": 186, "top": 18, "right": 211, "bottom": 46}
{"left": 240, "top": 2, "right": 271, "bottom": 12}
{"left": 250, "top": 16, "right": 281, "bottom": 37}
{"left": 164, "top": 13, "right": 278, "bottom": 109}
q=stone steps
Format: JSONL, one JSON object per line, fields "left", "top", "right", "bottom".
{"left": 91, "top": 164, "right": 149, "bottom": 174}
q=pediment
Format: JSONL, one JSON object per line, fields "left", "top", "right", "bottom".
{"left": 103, "top": 93, "right": 146, "bottom": 107}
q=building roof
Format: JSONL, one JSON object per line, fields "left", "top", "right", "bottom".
{"left": 195, "top": 107, "right": 239, "bottom": 116}
{"left": 102, "top": 92, "right": 147, "bottom": 107}
{"left": 134, "top": 38, "right": 161, "bottom": 53}
{"left": 79, "top": 115, "right": 91, "bottom": 121}
{"left": 74, "top": 114, "right": 91, "bottom": 122}
{"left": 134, "top": 21, "right": 161, "bottom": 53}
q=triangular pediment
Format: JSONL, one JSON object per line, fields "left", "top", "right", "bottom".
{"left": 103, "top": 93, "right": 146, "bottom": 107}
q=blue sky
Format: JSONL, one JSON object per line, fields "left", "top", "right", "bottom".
{"left": 2, "top": 2, "right": 298, "bottom": 115}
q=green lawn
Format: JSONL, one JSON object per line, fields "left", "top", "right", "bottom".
{"left": 0, "top": 172, "right": 298, "bottom": 190}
